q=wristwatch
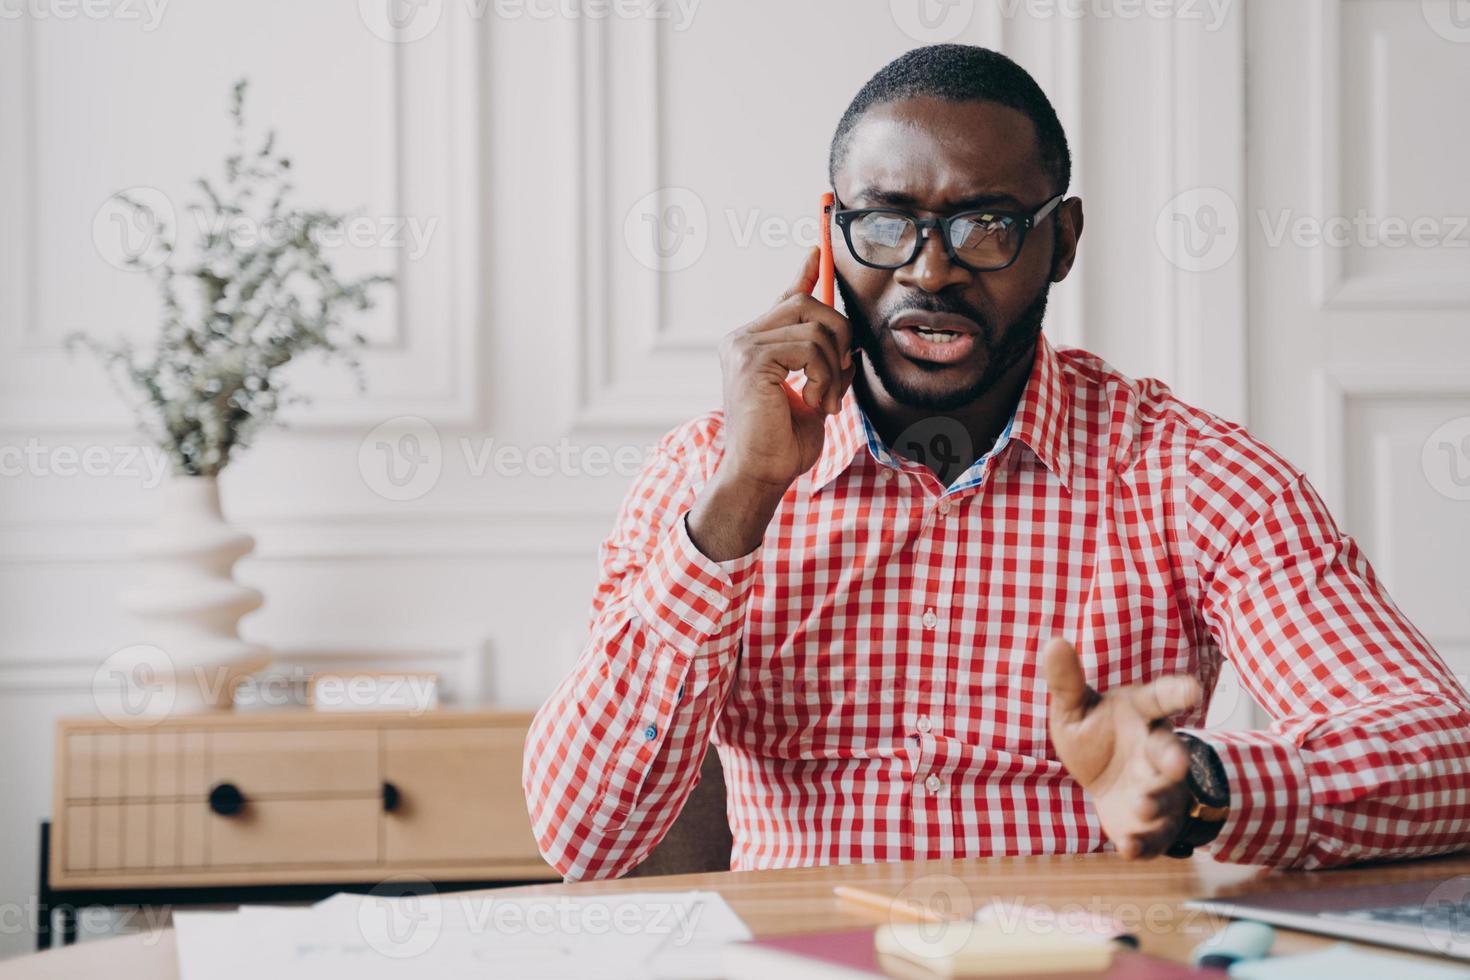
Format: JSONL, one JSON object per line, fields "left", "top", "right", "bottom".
{"left": 1165, "top": 732, "right": 1231, "bottom": 858}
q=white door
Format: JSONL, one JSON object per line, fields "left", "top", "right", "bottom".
{"left": 1246, "top": 0, "right": 1470, "bottom": 682}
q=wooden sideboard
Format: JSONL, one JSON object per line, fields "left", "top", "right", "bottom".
{"left": 49, "top": 709, "right": 554, "bottom": 892}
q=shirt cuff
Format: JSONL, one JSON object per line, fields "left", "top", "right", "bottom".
{"left": 631, "top": 510, "right": 761, "bottom": 658}
{"left": 1177, "top": 727, "right": 1313, "bottom": 868}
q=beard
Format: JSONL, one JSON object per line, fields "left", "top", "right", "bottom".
{"left": 837, "top": 276, "right": 1052, "bottom": 413}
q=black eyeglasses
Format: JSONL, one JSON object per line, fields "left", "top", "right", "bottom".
{"left": 832, "top": 194, "right": 1063, "bottom": 272}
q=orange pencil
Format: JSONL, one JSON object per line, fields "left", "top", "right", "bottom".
{"left": 833, "top": 884, "right": 956, "bottom": 925}
{"left": 819, "top": 191, "right": 835, "bottom": 306}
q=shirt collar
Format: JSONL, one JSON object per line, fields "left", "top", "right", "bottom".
{"left": 807, "top": 334, "right": 1074, "bottom": 493}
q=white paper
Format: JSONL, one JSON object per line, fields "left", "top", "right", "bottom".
{"left": 175, "top": 890, "right": 751, "bottom": 980}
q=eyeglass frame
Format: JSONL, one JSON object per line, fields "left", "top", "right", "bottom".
{"left": 830, "top": 193, "right": 1064, "bottom": 273}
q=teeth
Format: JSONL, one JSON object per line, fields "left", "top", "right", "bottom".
{"left": 914, "top": 328, "right": 960, "bottom": 342}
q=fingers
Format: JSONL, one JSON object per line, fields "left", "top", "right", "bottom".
{"left": 1042, "top": 638, "right": 1092, "bottom": 726}
{"left": 1100, "top": 757, "right": 1189, "bottom": 860}
{"left": 1128, "top": 674, "right": 1202, "bottom": 722}
{"left": 779, "top": 247, "right": 822, "bottom": 302}
{"left": 745, "top": 328, "right": 846, "bottom": 415}
{"left": 758, "top": 253, "right": 853, "bottom": 367}
{"left": 749, "top": 295, "right": 853, "bottom": 367}
{"left": 1119, "top": 780, "right": 1190, "bottom": 859}
{"left": 1143, "top": 726, "right": 1190, "bottom": 782}
{"left": 830, "top": 356, "right": 858, "bottom": 413}
{"left": 1100, "top": 733, "right": 1193, "bottom": 860}
{"left": 1068, "top": 675, "right": 1199, "bottom": 862}
{"left": 752, "top": 326, "right": 844, "bottom": 414}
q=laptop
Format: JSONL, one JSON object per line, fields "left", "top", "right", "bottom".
{"left": 1186, "top": 878, "right": 1470, "bottom": 960}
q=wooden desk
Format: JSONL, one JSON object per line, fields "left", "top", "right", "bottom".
{"left": 10, "top": 852, "right": 1470, "bottom": 976}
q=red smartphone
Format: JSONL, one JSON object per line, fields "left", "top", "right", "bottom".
{"left": 819, "top": 191, "right": 835, "bottom": 306}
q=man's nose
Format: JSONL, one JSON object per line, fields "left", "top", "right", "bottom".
{"left": 894, "top": 227, "right": 970, "bottom": 293}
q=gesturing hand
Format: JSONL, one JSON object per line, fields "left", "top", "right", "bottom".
{"left": 1043, "top": 638, "right": 1203, "bottom": 859}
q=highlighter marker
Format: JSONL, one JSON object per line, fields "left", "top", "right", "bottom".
{"left": 1190, "top": 920, "right": 1274, "bottom": 969}
{"left": 819, "top": 191, "right": 835, "bottom": 306}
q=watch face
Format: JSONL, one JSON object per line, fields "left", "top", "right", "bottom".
{"left": 1186, "top": 738, "right": 1230, "bottom": 810}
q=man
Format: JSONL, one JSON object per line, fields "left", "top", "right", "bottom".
{"left": 524, "top": 44, "right": 1470, "bottom": 879}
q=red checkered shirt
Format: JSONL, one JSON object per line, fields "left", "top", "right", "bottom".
{"left": 524, "top": 336, "right": 1470, "bottom": 878}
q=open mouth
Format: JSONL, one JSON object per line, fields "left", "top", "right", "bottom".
{"left": 908, "top": 327, "right": 965, "bottom": 343}
{"left": 888, "top": 312, "right": 982, "bottom": 365}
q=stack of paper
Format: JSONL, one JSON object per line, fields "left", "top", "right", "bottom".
{"left": 173, "top": 889, "right": 751, "bottom": 979}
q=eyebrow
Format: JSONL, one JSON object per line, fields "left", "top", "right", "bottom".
{"left": 847, "top": 187, "right": 1025, "bottom": 212}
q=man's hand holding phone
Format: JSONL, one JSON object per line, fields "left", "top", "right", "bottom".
{"left": 687, "top": 247, "right": 855, "bottom": 562}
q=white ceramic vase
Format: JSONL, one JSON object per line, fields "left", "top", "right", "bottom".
{"left": 117, "top": 475, "right": 270, "bottom": 713}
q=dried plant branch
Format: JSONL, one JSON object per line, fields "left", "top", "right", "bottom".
{"left": 69, "top": 78, "right": 392, "bottom": 477}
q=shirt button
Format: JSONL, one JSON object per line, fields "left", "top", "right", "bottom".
{"left": 937, "top": 500, "right": 952, "bottom": 516}
{"left": 878, "top": 469, "right": 892, "bottom": 482}
{"left": 925, "top": 774, "right": 942, "bottom": 793}
{"left": 642, "top": 725, "right": 658, "bottom": 741}
{"left": 921, "top": 609, "right": 938, "bottom": 629}
{"left": 916, "top": 716, "right": 932, "bottom": 734}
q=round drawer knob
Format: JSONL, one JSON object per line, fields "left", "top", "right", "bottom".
{"left": 208, "top": 782, "right": 246, "bottom": 816}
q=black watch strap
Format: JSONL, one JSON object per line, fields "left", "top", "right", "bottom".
{"left": 1166, "top": 733, "right": 1231, "bottom": 859}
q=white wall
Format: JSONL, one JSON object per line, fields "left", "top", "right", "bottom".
{"left": 1246, "top": 0, "right": 1470, "bottom": 678}
{"left": 7, "top": 0, "right": 1459, "bottom": 959}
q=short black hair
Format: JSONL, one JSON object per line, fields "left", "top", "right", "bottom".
{"left": 828, "top": 44, "right": 1071, "bottom": 198}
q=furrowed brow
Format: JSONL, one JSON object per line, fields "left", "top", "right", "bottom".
{"left": 848, "top": 187, "right": 1025, "bottom": 212}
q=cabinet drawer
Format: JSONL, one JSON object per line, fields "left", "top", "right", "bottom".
{"left": 209, "top": 730, "right": 378, "bottom": 796}
{"left": 208, "top": 798, "right": 380, "bottom": 867}
{"left": 62, "top": 730, "right": 209, "bottom": 801}
{"left": 383, "top": 727, "right": 542, "bottom": 865}
{"left": 64, "top": 803, "right": 174, "bottom": 872}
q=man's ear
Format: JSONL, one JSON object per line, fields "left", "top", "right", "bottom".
{"left": 1050, "top": 197, "right": 1084, "bottom": 283}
